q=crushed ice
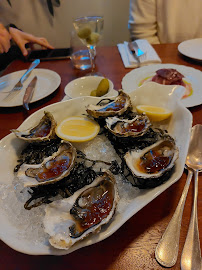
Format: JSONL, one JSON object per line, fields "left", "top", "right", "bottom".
{"left": 0, "top": 135, "right": 139, "bottom": 246}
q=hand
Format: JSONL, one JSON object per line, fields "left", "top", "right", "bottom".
{"left": 0, "top": 23, "right": 12, "bottom": 53}
{"left": 9, "top": 27, "right": 54, "bottom": 56}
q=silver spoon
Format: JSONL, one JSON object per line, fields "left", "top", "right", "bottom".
{"left": 181, "top": 124, "right": 202, "bottom": 270}
{"left": 155, "top": 167, "right": 193, "bottom": 267}
{"left": 155, "top": 125, "right": 201, "bottom": 267}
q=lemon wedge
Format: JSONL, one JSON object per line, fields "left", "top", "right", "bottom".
{"left": 136, "top": 105, "right": 172, "bottom": 122}
{"left": 56, "top": 116, "right": 100, "bottom": 142}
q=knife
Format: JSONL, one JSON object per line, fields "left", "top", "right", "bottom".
{"left": 128, "top": 41, "right": 141, "bottom": 65}
{"left": 23, "top": 76, "right": 37, "bottom": 110}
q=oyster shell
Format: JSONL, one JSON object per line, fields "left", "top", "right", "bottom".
{"left": 105, "top": 114, "right": 151, "bottom": 137}
{"left": 17, "top": 141, "right": 76, "bottom": 187}
{"left": 86, "top": 90, "right": 132, "bottom": 118}
{"left": 43, "top": 170, "right": 119, "bottom": 250}
{"left": 11, "top": 111, "right": 56, "bottom": 142}
{"left": 124, "top": 135, "right": 179, "bottom": 187}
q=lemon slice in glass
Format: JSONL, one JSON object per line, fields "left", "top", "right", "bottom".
{"left": 136, "top": 105, "right": 172, "bottom": 122}
{"left": 56, "top": 116, "right": 100, "bottom": 142}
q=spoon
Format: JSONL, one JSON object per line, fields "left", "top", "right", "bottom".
{"left": 181, "top": 124, "right": 202, "bottom": 270}
{"left": 155, "top": 125, "right": 201, "bottom": 267}
{"left": 155, "top": 167, "right": 193, "bottom": 267}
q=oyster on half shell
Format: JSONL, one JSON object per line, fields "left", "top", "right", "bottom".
{"left": 43, "top": 170, "right": 119, "bottom": 250}
{"left": 105, "top": 114, "right": 151, "bottom": 137}
{"left": 124, "top": 135, "right": 179, "bottom": 187}
{"left": 11, "top": 111, "right": 56, "bottom": 142}
{"left": 17, "top": 141, "right": 76, "bottom": 187}
{"left": 86, "top": 90, "right": 132, "bottom": 118}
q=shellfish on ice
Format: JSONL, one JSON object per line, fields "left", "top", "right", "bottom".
{"left": 11, "top": 111, "right": 56, "bottom": 142}
{"left": 105, "top": 114, "right": 151, "bottom": 137}
{"left": 17, "top": 141, "right": 76, "bottom": 187}
{"left": 86, "top": 90, "right": 132, "bottom": 118}
{"left": 124, "top": 135, "right": 179, "bottom": 186}
{"left": 43, "top": 170, "right": 119, "bottom": 250}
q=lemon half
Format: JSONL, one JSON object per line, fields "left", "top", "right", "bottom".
{"left": 136, "top": 105, "right": 172, "bottom": 122}
{"left": 56, "top": 116, "right": 100, "bottom": 142}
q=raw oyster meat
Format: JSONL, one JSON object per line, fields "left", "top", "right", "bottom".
{"left": 86, "top": 90, "right": 132, "bottom": 118}
{"left": 105, "top": 114, "right": 151, "bottom": 137}
{"left": 11, "top": 111, "right": 56, "bottom": 142}
{"left": 43, "top": 170, "right": 119, "bottom": 250}
{"left": 17, "top": 141, "right": 76, "bottom": 187}
{"left": 124, "top": 135, "right": 179, "bottom": 185}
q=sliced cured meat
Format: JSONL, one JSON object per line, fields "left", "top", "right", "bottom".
{"left": 152, "top": 68, "right": 185, "bottom": 86}
{"left": 156, "top": 69, "right": 184, "bottom": 81}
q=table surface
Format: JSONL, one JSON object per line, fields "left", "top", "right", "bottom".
{"left": 0, "top": 43, "right": 202, "bottom": 270}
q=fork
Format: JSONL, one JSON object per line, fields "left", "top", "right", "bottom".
{"left": 132, "top": 40, "right": 145, "bottom": 58}
{"left": 128, "top": 41, "right": 146, "bottom": 67}
{"left": 3, "top": 59, "right": 40, "bottom": 102}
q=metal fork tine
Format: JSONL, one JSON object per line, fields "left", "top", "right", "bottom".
{"left": 3, "top": 89, "right": 21, "bottom": 101}
{"left": 3, "top": 82, "right": 23, "bottom": 101}
{"left": 132, "top": 41, "right": 145, "bottom": 57}
{"left": 128, "top": 41, "right": 147, "bottom": 67}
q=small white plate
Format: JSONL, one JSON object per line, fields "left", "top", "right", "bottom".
{"left": 178, "top": 38, "right": 202, "bottom": 61}
{"left": 0, "top": 69, "right": 61, "bottom": 107}
{"left": 121, "top": 63, "right": 202, "bottom": 108}
{"left": 0, "top": 83, "right": 192, "bottom": 255}
{"left": 64, "top": 76, "right": 116, "bottom": 99}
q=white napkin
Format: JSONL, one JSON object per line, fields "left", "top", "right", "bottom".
{"left": 117, "top": 39, "right": 162, "bottom": 68}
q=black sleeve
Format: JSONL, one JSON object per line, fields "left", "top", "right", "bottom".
{"left": 5, "top": 23, "right": 19, "bottom": 30}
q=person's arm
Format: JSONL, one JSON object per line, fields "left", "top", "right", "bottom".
{"left": 128, "top": 0, "right": 160, "bottom": 44}
{"left": 9, "top": 27, "right": 54, "bottom": 56}
{"left": 0, "top": 23, "right": 12, "bottom": 53}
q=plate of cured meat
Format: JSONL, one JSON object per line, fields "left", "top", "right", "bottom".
{"left": 121, "top": 63, "right": 202, "bottom": 107}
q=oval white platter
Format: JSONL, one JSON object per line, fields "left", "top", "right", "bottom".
{"left": 0, "top": 82, "right": 192, "bottom": 255}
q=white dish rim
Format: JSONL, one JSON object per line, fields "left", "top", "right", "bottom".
{"left": 121, "top": 63, "right": 202, "bottom": 108}
{"left": 0, "top": 83, "right": 192, "bottom": 255}
{"left": 64, "top": 76, "right": 116, "bottom": 99}
{"left": 0, "top": 68, "right": 61, "bottom": 107}
{"left": 178, "top": 38, "right": 202, "bottom": 61}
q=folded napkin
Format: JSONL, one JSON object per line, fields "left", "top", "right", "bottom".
{"left": 117, "top": 39, "right": 162, "bottom": 68}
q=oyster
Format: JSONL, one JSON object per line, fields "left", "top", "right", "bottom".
{"left": 11, "top": 111, "right": 56, "bottom": 142}
{"left": 17, "top": 141, "right": 76, "bottom": 187}
{"left": 105, "top": 114, "right": 151, "bottom": 137}
{"left": 43, "top": 170, "right": 119, "bottom": 250}
{"left": 86, "top": 90, "right": 132, "bottom": 118}
{"left": 124, "top": 135, "right": 179, "bottom": 187}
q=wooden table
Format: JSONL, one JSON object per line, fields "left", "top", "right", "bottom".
{"left": 0, "top": 44, "right": 201, "bottom": 270}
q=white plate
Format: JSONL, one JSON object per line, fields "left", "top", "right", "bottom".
{"left": 0, "top": 69, "right": 61, "bottom": 107}
{"left": 0, "top": 83, "right": 192, "bottom": 255}
{"left": 178, "top": 38, "right": 202, "bottom": 61}
{"left": 64, "top": 76, "right": 116, "bottom": 99}
{"left": 121, "top": 63, "right": 202, "bottom": 108}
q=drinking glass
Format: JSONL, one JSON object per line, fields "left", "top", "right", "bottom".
{"left": 70, "top": 29, "right": 91, "bottom": 70}
{"left": 73, "top": 16, "right": 104, "bottom": 75}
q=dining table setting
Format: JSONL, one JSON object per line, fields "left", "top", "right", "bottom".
{"left": 0, "top": 37, "right": 202, "bottom": 270}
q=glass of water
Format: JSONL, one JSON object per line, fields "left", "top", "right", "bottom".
{"left": 70, "top": 29, "right": 91, "bottom": 70}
